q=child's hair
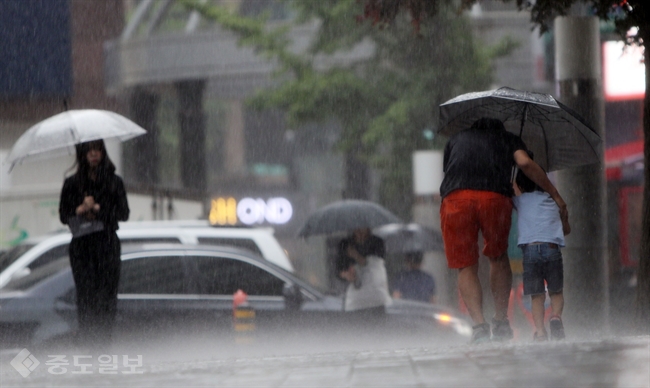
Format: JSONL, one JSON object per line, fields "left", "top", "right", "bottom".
{"left": 516, "top": 150, "right": 544, "bottom": 193}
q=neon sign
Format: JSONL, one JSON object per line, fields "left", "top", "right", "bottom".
{"left": 209, "top": 197, "right": 293, "bottom": 226}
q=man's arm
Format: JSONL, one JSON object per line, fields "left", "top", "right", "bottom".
{"left": 513, "top": 149, "right": 571, "bottom": 235}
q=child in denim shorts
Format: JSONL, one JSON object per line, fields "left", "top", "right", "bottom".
{"left": 513, "top": 164, "right": 571, "bottom": 341}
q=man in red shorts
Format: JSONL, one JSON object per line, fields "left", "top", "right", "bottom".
{"left": 439, "top": 117, "right": 568, "bottom": 344}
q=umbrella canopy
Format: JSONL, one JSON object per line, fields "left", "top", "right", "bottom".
{"left": 297, "top": 200, "right": 401, "bottom": 238}
{"left": 5, "top": 109, "right": 147, "bottom": 171}
{"left": 438, "top": 87, "right": 603, "bottom": 172}
{"left": 374, "top": 223, "right": 443, "bottom": 254}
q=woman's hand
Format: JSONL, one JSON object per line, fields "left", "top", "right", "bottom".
{"left": 76, "top": 196, "right": 99, "bottom": 216}
{"left": 83, "top": 196, "right": 95, "bottom": 209}
{"left": 339, "top": 267, "right": 357, "bottom": 283}
{"left": 346, "top": 246, "right": 366, "bottom": 265}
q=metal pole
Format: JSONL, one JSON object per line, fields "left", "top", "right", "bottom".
{"left": 554, "top": 13, "right": 609, "bottom": 336}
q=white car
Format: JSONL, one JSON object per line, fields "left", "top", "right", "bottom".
{"left": 0, "top": 220, "right": 293, "bottom": 289}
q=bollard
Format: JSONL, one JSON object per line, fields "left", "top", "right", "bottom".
{"left": 232, "top": 289, "right": 255, "bottom": 344}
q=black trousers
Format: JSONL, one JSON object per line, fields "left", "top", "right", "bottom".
{"left": 69, "top": 230, "right": 121, "bottom": 347}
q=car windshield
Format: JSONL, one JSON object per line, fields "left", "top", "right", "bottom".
{"left": 2, "top": 257, "right": 70, "bottom": 291}
{"left": 0, "top": 243, "right": 36, "bottom": 273}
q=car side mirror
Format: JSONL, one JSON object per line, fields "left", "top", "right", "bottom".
{"left": 283, "top": 283, "right": 303, "bottom": 311}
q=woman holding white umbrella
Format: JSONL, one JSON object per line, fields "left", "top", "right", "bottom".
{"left": 58, "top": 139, "right": 130, "bottom": 348}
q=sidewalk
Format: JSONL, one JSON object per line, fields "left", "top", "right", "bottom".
{"left": 2, "top": 335, "right": 648, "bottom": 387}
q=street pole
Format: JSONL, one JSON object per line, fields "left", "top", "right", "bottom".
{"left": 554, "top": 11, "right": 609, "bottom": 335}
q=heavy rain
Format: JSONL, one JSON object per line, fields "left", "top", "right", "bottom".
{"left": 0, "top": 0, "right": 649, "bottom": 387}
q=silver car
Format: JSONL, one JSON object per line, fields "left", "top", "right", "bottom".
{"left": 0, "top": 244, "right": 471, "bottom": 352}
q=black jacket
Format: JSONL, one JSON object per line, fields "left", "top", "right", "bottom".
{"left": 59, "top": 173, "right": 129, "bottom": 233}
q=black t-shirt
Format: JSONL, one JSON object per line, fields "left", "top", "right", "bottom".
{"left": 439, "top": 127, "right": 527, "bottom": 198}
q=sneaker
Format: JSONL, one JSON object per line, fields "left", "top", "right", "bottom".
{"left": 549, "top": 316, "right": 565, "bottom": 340}
{"left": 491, "top": 318, "right": 514, "bottom": 341}
{"left": 471, "top": 323, "right": 491, "bottom": 344}
{"left": 533, "top": 332, "right": 548, "bottom": 342}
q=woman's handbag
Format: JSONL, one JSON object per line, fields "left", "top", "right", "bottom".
{"left": 68, "top": 215, "right": 104, "bottom": 238}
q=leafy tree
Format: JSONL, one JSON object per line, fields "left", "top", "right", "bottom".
{"left": 181, "top": 0, "right": 510, "bottom": 218}
{"left": 362, "top": 0, "right": 650, "bottom": 333}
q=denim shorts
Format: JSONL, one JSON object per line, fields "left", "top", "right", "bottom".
{"left": 521, "top": 243, "right": 564, "bottom": 296}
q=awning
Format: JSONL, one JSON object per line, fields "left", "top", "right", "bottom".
{"left": 605, "top": 140, "right": 643, "bottom": 180}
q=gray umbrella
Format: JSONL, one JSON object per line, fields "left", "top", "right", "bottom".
{"left": 374, "top": 223, "right": 443, "bottom": 254}
{"left": 438, "top": 87, "right": 603, "bottom": 172}
{"left": 297, "top": 200, "right": 401, "bottom": 238}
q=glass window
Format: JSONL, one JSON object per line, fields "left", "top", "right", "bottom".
{"left": 3, "top": 258, "right": 70, "bottom": 291}
{"left": 121, "top": 238, "right": 181, "bottom": 246}
{"left": 119, "top": 256, "right": 187, "bottom": 294}
{"left": 191, "top": 256, "right": 284, "bottom": 296}
{"left": 120, "top": 237, "right": 181, "bottom": 249}
{"left": 0, "top": 243, "right": 36, "bottom": 273}
{"left": 196, "top": 238, "right": 262, "bottom": 256}
{"left": 28, "top": 244, "right": 69, "bottom": 270}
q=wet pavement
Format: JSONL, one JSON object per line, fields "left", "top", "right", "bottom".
{"left": 1, "top": 335, "right": 648, "bottom": 387}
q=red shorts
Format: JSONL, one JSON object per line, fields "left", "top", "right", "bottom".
{"left": 440, "top": 190, "right": 513, "bottom": 269}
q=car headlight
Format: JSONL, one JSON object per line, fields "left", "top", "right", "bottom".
{"left": 433, "top": 312, "right": 473, "bottom": 337}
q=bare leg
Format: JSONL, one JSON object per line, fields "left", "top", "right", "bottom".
{"left": 489, "top": 252, "right": 512, "bottom": 321}
{"left": 531, "top": 294, "right": 547, "bottom": 335}
{"left": 549, "top": 291, "right": 564, "bottom": 317}
{"left": 458, "top": 263, "right": 485, "bottom": 325}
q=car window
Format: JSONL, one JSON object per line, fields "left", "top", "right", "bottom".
{"left": 191, "top": 256, "right": 285, "bottom": 296}
{"left": 3, "top": 258, "right": 70, "bottom": 291}
{"left": 119, "top": 256, "right": 187, "bottom": 294}
{"left": 0, "top": 243, "right": 36, "bottom": 273}
{"left": 28, "top": 244, "right": 69, "bottom": 270}
{"left": 196, "top": 238, "right": 262, "bottom": 256}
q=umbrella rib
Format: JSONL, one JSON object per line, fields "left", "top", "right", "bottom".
{"left": 519, "top": 104, "right": 528, "bottom": 137}
{"left": 555, "top": 115, "right": 602, "bottom": 160}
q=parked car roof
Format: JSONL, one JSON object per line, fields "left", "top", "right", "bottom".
{"left": 0, "top": 220, "right": 294, "bottom": 290}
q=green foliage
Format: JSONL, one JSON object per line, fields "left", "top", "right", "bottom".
{"left": 181, "top": 0, "right": 509, "bottom": 218}
{"left": 359, "top": 0, "right": 647, "bottom": 45}
{"left": 511, "top": 0, "right": 647, "bottom": 44}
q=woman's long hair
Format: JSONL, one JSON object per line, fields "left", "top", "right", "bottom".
{"left": 70, "top": 140, "right": 116, "bottom": 188}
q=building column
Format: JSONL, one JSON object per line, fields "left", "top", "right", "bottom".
{"left": 554, "top": 14, "right": 609, "bottom": 334}
{"left": 129, "top": 87, "right": 159, "bottom": 187}
{"left": 176, "top": 79, "right": 207, "bottom": 194}
{"left": 223, "top": 100, "right": 247, "bottom": 177}
{"left": 344, "top": 143, "right": 369, "bottom": 200}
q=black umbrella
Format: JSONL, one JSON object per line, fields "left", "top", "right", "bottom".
{"left": 438, "top": 87, "right": 603, "bottom": 172}
{"left": 374, "top": 223, "right": 443, "bottom": 254}
{"left": 297, "top": 200, "right": 401, "bottom": 238}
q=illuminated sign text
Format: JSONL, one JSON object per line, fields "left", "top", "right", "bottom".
{"left": 210, "top": 197, "right": 293, "bottom": 226}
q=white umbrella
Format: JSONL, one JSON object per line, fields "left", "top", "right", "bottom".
{"left": 5, "top": 109, "right": 147, "bottom": 172}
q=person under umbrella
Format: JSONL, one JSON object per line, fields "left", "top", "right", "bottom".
{"left": 336, "top": 228, "right": 391, "bottom": 317}
{"left": 297, "top": 200, "right": 398, "bottom": 317}
{"left": 58, "top": 139, "right": 130, "bottom": 348}
{"left": 439, "top": 117, "right": 569, "bottom": 344}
